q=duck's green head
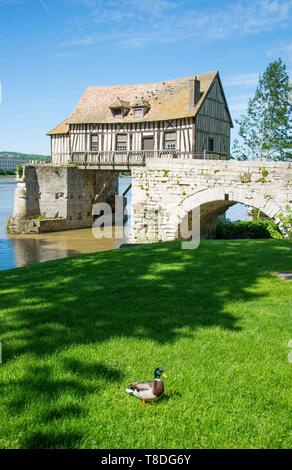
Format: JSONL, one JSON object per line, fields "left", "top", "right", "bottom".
{"left": 154, "top": 367, "right": 167, "bottom": 379}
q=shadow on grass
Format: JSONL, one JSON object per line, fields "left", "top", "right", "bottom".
{"left": 43, "top": 403, "right": 84, "bottom": 421}
{"left": 0, "top": 239, "right": 291, "bottom": 447}
{"left": 1, "top": 360, "right": 124, "bottom": 448}
{"left": 128, "top": 391, "right": 183, "bottom": 407}
{"left": 21, "top": 430, "right": 84, "bottom": 449}
{"left": 62, "top": 358, "right": 124, "bottom": 382}
{"left": 153, "top": 390, "right": 183, "bottom": 405}
{"left": 3, "top": 360, "right": 123, "bottom": 413}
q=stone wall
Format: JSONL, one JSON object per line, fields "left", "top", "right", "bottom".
{"left": 9, "top": 165, "right": 118, "bottom": 233}
{"left": 9, "top": 159, "right": 292, "bottom": 239}
{"left": 131, "top": 159, "right": 292, "bottom": 242}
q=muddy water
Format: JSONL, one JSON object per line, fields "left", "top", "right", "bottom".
{"left": 0, "top": 177, "right": 131, "bottom": 271}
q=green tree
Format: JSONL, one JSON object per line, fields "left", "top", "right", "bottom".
{"left": 232, "top": 59, "right": 291, "bottom": 161}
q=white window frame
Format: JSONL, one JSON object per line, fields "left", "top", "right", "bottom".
{"left": 90, "top": 134, "right": 99, "bottom": 152}
{"left": 164, "top": 131, "right": 176, "bottom": 151}
{"left": 116, "top": 134, "right": 127, "bottom": 152}
{"left": 133, "top": 107, "right": 144, "bottom": 118}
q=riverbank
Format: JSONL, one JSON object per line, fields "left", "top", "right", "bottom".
{"left": 0, "top": 239, "right": 291, "bottom": 448}
{"left": 0, "top": 176, "right": 131, "bottom": 270}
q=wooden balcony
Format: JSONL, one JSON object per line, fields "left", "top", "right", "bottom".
{"left": 53, "top": 150, "right": 228, "bottom": 168}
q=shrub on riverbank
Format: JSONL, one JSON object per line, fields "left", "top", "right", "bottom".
{"left": 216, "top": 220, "right": 283, "bottom": 239}
{"left": 0, "top": 167, "right": 16, "bottom": 176}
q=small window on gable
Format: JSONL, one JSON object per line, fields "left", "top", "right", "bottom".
{"left": 91, "top": 134, "right": 98, "bottom": 152}
{"left": 116, "top": 134, "right": 127, "bottom": 151}
{"left": 164, "top": 131, "right": 176, "bottom": 151}
{"left": 208, "top": 137, "right": 214, "bottom": 152}
{"left": 133, "top": 107, "right": 144, "bottom": 118}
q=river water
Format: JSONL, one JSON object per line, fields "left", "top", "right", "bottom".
{"left": 0, "top": 176, "right": 247, "bottom": 272}
{"left": 0, "top": 177, "right": 131, "bottom": 271}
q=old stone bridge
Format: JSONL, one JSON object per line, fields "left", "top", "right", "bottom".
{"left": 9, "top": 156, "right": 292, "bottom": 240}
{"left": 131, "top": 159, "right": 292, "bottom": 241}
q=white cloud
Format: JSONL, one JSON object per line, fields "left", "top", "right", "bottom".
{"left": 39, "top": 0, "right": 52, "bottom": 16}
{"left": 223, "top": 73, "right": 259, "bottom": 87}
{"left": 61, "top": 0, "right": 292, "bottom": 49}
{"left": 228, "top": 94, "right": 252, "bottom": 116}
{"left": 267, "top": 41, "right": 292, "bottom": 63}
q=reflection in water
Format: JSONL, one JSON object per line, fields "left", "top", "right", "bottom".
{"left": 0, "top": 178, "right": 18, "bottom": 270}
{"left": 10, "top": 228, "right": 127, "bottom": 267}
{"left": 0, "top": 239, "right": 16, "bottom": 271}
{"left": 0, "top": 176, "right": 131, "bottom": 271}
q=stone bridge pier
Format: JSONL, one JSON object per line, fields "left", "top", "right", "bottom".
{"left": 130, "top": 159, "right": 292, "bottom": 242}
{"left": 9, "top": 165, "right": 119, "bottom": 233}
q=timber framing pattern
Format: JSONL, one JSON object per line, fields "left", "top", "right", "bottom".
{"left": 48, "top": 71, "right": 233, "bottom": 167}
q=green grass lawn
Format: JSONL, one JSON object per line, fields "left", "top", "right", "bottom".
{"left": 0, "top": 240, "right": 291, "bottom": 449}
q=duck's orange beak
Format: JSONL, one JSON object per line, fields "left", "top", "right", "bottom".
{"left": 162, "top": 372, "right": 168, "bottom": 379}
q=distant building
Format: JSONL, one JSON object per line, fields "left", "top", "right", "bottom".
{"left": 0, "top": 155, "right": 29, "bottom": 171}
{"left": 48, "top": 71, "right": 233, "bottom": 166}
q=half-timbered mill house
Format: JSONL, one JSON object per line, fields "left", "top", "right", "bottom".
{"left": 48, "top": 70, "right": 233, "bottom": 166}
{"left": 9, "top": 71, "right": 291, "bottom": 240}
{"left": 10, "top": 71, "right": 241, "bottom": 237}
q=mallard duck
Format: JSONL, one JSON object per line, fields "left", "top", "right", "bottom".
{"left": 126, "top": 367, "right": 167, "bottom": 405}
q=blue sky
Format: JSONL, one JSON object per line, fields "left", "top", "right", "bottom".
{"left": 0, "top": 0, "right": 291, "bottom": 155}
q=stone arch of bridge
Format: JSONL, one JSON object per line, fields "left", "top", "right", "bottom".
{"left": 169, "top": 186, "right": 283, "bottom": 236}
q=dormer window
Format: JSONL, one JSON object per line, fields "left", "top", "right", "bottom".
{"left": 112, "top": 108, "right": 123, "bottom": 119}
{"left": 132, "top": 99, "right": 150, "bottom": 118}
{"left": 133, "top": 107, "right": 144, "bottom": 118}
{"left": 109, "top": 97, "right": 130, "bottom": 119}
